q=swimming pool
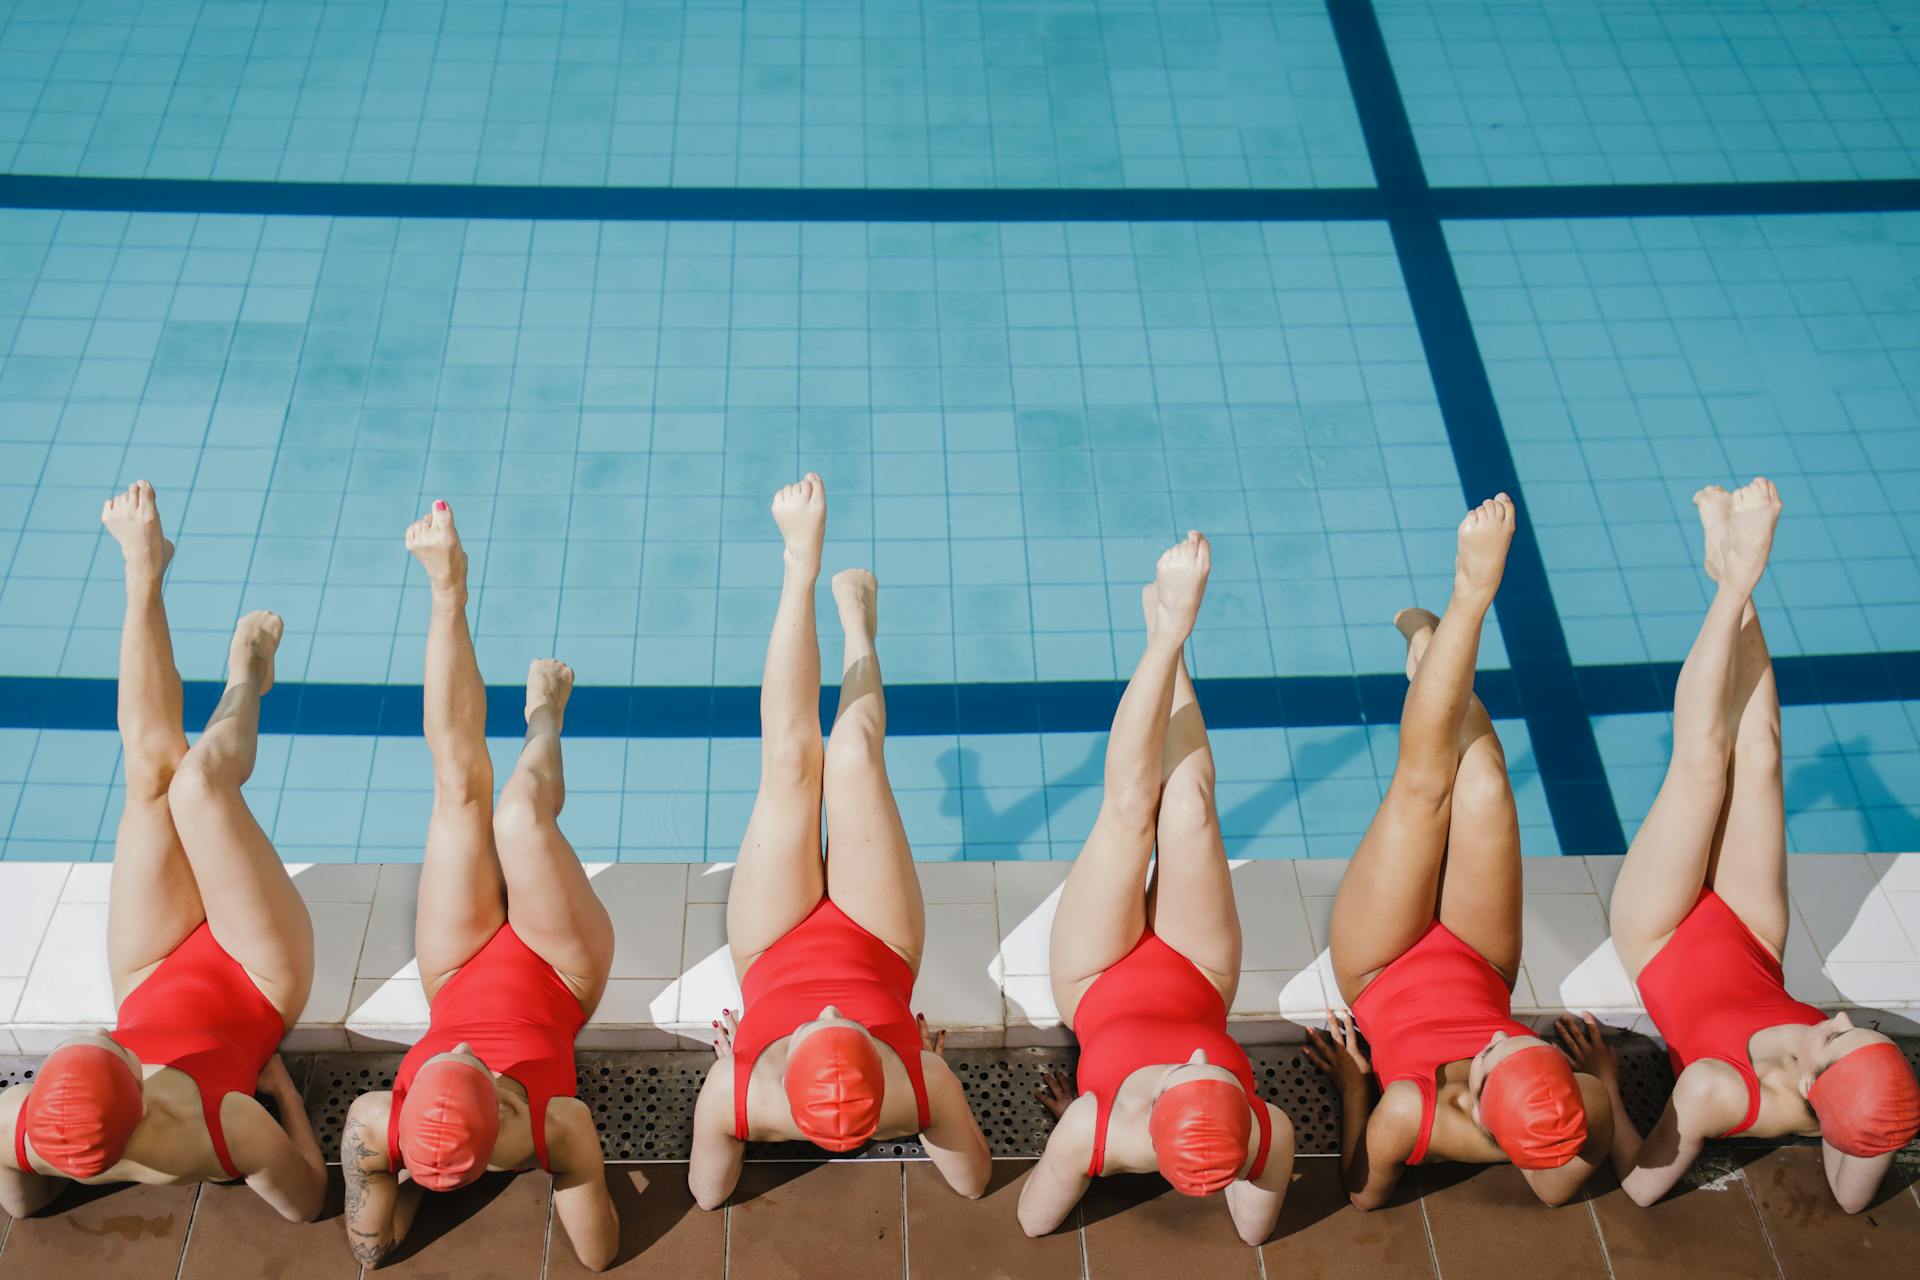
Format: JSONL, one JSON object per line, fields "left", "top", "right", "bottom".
{"left": 0, "top": 0, "right": 1916, "bottom": 863}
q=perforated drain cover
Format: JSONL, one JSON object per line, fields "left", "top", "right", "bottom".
{"left": 1, "top": 1034, "right": 1910, "bottom": 1164}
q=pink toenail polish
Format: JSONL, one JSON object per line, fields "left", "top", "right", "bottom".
{"left": 434, "top": 500, "right": 447, "bottom": 510}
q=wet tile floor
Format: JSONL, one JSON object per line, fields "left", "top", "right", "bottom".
{"left": 1, "top": 1151, "right": 1914, "bottom": 1280}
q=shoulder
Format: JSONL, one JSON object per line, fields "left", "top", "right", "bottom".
{"left": 542, "top": 1097, "right": 602, "bottom": 1164}
{"left": 342, "top": 1091, "right": 394, "bottom": 1169}
{"left": 1044, "top": 1095, "right": 1098, "bottom": 1157}
{"left": 1671, "top": 1060, "right": 1747, "bottom": 1134}
{"left": 1366, "top": 1080, "right": 1424, "bottom": 1158}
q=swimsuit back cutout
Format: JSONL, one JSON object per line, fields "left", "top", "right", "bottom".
{"left": 106, "top": 922, "right": 286, "bottom": 1180}
{"left": 389, "top": 924, "right": 586, "bottom": 1174}
{"left": 1350, "top": 922, "right": 1532, "bottom": 1166}
{"left": 1072, "top": 933, "right": 1273, "bottom": 1181}
{"left": 1636, "top": 890, "right": 1824, "bottom": 1136}
{"left": 730, "top": 898, "right": 930, "bottom": 1141}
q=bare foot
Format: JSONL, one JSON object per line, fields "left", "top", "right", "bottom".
{"left": 526, "top": 658, "right": 574, "bottom": 733}
{"left": 772, "top": 473, "right": 826, "bottom": 576}
{"left": 1693, "top": 485, "right": 1731, "bottom": 582}
{"left": 1453, "top": 494, "right": 1515, "bottom": 608}
{"left": 228, "top": 611, "right": 284, "bottom": 693}
{"left": 1721, "top": 477, "right": 1781, "bottom": 591}
{"left": 1394, "top": 606, "right": 1440, "bottom": 681}
{"left": 405, "top": 500, "right": 468, "bottom": 595}
{"left": 833, "top": 568, "right": 878, "bottom": 639}
{"left": 1152, "top": 531, "right": 1210, "bottom": 646}
{"left": 100, "top": 480, "right": 173, "bottom": 582}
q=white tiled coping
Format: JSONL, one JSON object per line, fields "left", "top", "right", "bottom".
{"left": 2, "top": 855, "right": 1919, "bottom": 1055}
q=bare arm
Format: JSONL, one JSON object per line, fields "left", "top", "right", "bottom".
{"left": 1823, "top": 1143, "right": 1893, "bottom": 1215}
{"left": 341, "top": 1093, "right": 422, "bottom": 1268}
{"left": 229, "top": 1056, "right": 327, "bottom": 1222}
{"left": 1017, "top": 1086, "right": 1095, "bottom": 1239}
{"left": 687, "top": 1063, "right": 745, "bottom": 1212}
{"left": 1224, "top": 1103, "right": 1295, "bottom": 1246}
{"left": 1557, "top": 1014, "right": 1643, "bottom": 1184}
{"left": 917, "top": 1030, "right": 989, "bottom": 1199}
{"left": 1616, "top": 1062, "right": 1741, "bottom": 1208}
{"left": 547, "top": 1099, "right": 619, "bottom": 1271}
{"left": 1305, "top": 1012, "right": 1409, "bottom": 1210}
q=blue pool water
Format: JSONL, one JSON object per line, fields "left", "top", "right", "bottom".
{"left": 0, "top": 1, "right": 1916, "bottom": 863}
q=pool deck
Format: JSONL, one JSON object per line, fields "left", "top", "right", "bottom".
{"left": 4, "top": 1151, "right": 1916, "bottom": 1280}
{"left": 4, "top": 854, "right": 1920, "bottom": 1054}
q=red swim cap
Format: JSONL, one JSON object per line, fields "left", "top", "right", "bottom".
{"left": 1147, "top": 1078, "right": 1251, "bottom": 1196}
{"left": 1479, "top": 1044, "right": 1587, "bottom": 1169}
{"left": 19, "top": 1043, "right": 144, "bottom": 1178}
{"left": 1808, "top": 1042, "right": 1920, "bottom": 1157}
{"left": 396, "top": 1058, "right": 499, "bottom": 1190}
{"left": 785, "top": 1025, "right": 883, "bottom": 1152}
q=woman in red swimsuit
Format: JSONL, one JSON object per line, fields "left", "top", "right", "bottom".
{"left": 687, "top": 475, "right": 990, "bottom": 1207}
{"left": 340, "top": 502, "right": 619, "bottom": 1271}
{"left": 0, "top": 482, "right": 327, "bottom": 1223}
{"left": 1305, "top": 495, "right": 1611, "bottom": 1209}
{"left": 1020, "top": 532, "right": 1296, "bottom": 1245}
{"left": 1559, "top": 479, "right": 1919, "bottom": 1213}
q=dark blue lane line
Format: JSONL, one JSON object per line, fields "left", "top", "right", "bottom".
{"left": 0, "top": 654, "right": 1907, "bottom": 740}
{"left": 1326, "top": 0, "right": 1624, "bottom": 855}
{"left": 2, "top": 173, "right": 1916, "bottom": 225}
{"left": 0, "top": 175, "right": 1391, "bottom": 222}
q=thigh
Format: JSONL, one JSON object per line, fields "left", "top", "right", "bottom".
{"left": 1606, "top": 767, "right": 1725, "bottom": 980}
{"left": 1434, "top": 735, "right": 1523, "bottom": 982}
{"left": 821, "top": 750, "right": 924, "bottom": 969}
{"left": 415, "top": 796, "right": 508, "bottom": 997}
{"left": 106, "top": 796, "right": 205, "bottom": 1003}
{"left": 728, "top": 771, "right": 825, "bottom": 976}
{"left": 1705, "top": 753, "right": 1788, "bottom": 959}
{"left": 498, "top": 817, "right": 615, "bottom": 1012}
{"left": 170, "top": 790, "right": 315, "bottom": 1022}
{"left": 1144, "top": 798, "right": 1239, "bottom": 998}
{"left": 1050, "top": 813, "right": 1153, "bottom": 1026}
{"left": 1328, "top": 783, "right": 1450, "bottom": 1005}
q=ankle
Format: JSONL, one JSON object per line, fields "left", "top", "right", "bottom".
{"left": 431, "top": 585, "right": 469, "bottom": 609}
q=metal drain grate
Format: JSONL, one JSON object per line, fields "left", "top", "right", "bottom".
{"left": 0, "top": 1033, "right": 1909, "bottom": 1165}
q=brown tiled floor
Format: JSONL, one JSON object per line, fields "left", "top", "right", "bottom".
{"left": 3, "top": 1154, "right": 1918, "bottom": 1278}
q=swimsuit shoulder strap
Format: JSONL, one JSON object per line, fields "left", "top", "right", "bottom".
{"left": 1405, "top": 1074, "right": 1438, "bottom": 1167}
{"left": 732, "top": 1044, "right": 757, "bottom": 1143}
{"left": 530, "top": 1092, "right": 554, "bottom": 1173}
{"left": 13, "top": 1103, "right": 29, "bottom": 1173}
{"left": 1087, "top": 1089, "right": 1114, "bottom": 1180}
{"left": 195, "top": 1071, "right": 243, "bottom": 1180}
{"left": 387, "top": 1080, "right": 406, "bottom": 1172}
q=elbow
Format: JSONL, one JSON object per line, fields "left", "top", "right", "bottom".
{"left": 1835, "top": 1188, "right": 1873, "bottom": 1217}
{"left": 577, "top": 1240, "right": 618, "bottom": 1272}
{"left": 1623, "top": 1179, "right": 1664, "bottom": 1210}
{"left": 954, "top": 1161, "right": 990, "bottom": 1201}
{"left": 1347, "top": 1191, "right": 1382, "bottom": 1213}
{"left": 691, "top": 1188, "right": 728, "bottom": 1213}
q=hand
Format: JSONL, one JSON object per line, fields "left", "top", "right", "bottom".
{"left": 711, "top": 1009, "right": 738, "bottom": 1061}
{"left": 917, "top": 1014, "right": 948, "bottom": 1058}
{"left": 1554, "top": 1012, "right": 1618, "bottom": 1085}
{"left": 256, "top": 1053, "right": 295, "bottom": 1099}
{"left": 1034, "top": 1069, "right": 1074, "bottom": 1121}
{"left": 1303, "top": 1009, "right": 1371, "bottom": 1094}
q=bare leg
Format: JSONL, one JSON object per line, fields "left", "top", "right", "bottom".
{"left": 495, "top": 661, "right": 615, "bottom": 1012}
{"left": 820, "top": 568, "right": 925, "bottom": 969}
{"left": 729, "top": 475, "right": 828, "bottom": 976}
{"left": 1329, "top": 496, "right": 1514, "bottom": 1004}
{"left": 1050, "top": 533, "right": 1211, "bottom": 1027}
{"left": 1609, "top": 480, "right": 1783, "bottom": 979}
{"left": 1141, "top": 584, "right": 1239, "bottom": 999}
{"left": 406, "top": 502, "right": 507, "bottom": 998}
{"left": 165, "top": 610, "right": 315, "bottom": 1024}
{"left": 100, "top": 482, "right": 202, "bottom": 1002}
{"left": 1705, "top": 599, "right": 1789, "bottom": 954}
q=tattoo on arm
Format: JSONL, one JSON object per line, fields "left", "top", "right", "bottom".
{"left": 342, "top": 1121, "right": 398, "bottom": 1266}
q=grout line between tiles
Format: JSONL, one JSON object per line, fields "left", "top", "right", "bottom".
{"left": 171, "top": 1183, "right": 204, "bottom": 1280}
{"left": 1581, "top": 1190, "right": 1616, "bottom": 1280}
{"left": 1074, "top": 1202, "right": 1090, "bottom": 1280}
{"left": 899, "top": 1162, "right": 909, "bottom": 1280}
{"left": 1738, "top": 1167, "right": 1789, "bottom": 1280}
{"left": 1414, "top": 1171, "right": 1442, "bottom": 1279}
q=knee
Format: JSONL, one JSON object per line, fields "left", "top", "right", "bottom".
{"left": 433, "top": 764, "right": 492, "bottom": 810}
{"left": 1387, "top": 765, "right": 1453, "bottom": 816}
{"left": 165, "top": 752, "right": 220, "bottom": 815}
{"left": 1158, "top": 765, "right": 1218, "bottom": 839}
{"left": 122, "top": 736, "right": 186, "bottom": 802}
{"left": 1453, "top": 754, "right": 1513, "bottom": 815}
{"left": 1736, "top": 713, "right": 1781, "bottom": 771}
{"left": 1103, "top": 779, "right": 1161, "bottom": 837}
{"left": 1669, "top": 733, "right": 1732, "bottom": 787}
{"left": 492, "top": 777, "right": 555, "bottom": 842}
{"left": 762, "top": 736, "right": 824, "bottom": 790}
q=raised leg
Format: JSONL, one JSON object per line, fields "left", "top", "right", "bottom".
{"left": 164, "top": 610, "right": 315, "bottom": 1024}
{"left": 1705, "top": 579, "right": 1789, "bottom": 954}
{"left": 99, "top": 481, "right": 203, "bottom": 1001}
{"left": 820, "top": 568, "right": 924, "bottom": 969}
{"left": 1050, "top": 533, "right": 1210, "bottom": 1026}
{"left": 494, "top": 660, "right": 616, "bottom": 1012}
{"left": 1141, "top": 584, "right": 1239, "bottom": 998}
{"left": 1329, "top": 496, "right": 1514, "bottom": 1004}
{"left": 1431, "top": 660, "right": 1523, "bottom": 981}
{"left": 728, "top": 475, "right": 828, "bottom": 975}
{"left": 1609, "top": 480, "right": 1783, "bottom": 979}
{"left": 405, "top": 502, "right": 508, "bottom": 997}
